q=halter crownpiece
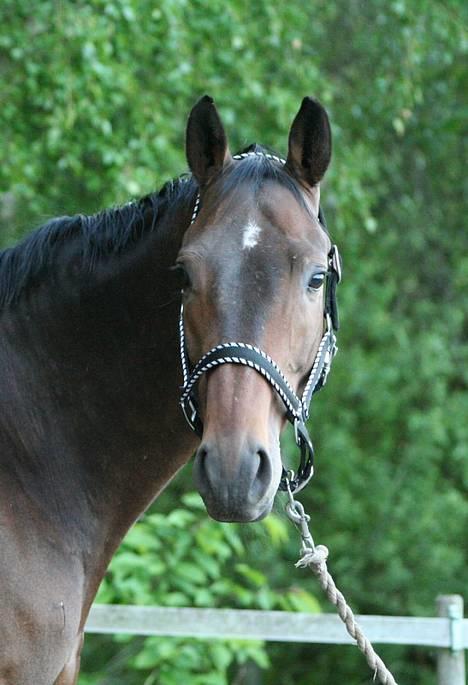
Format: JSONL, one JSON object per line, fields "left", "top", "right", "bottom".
{"left": 190, "top": 152, "right": 287, "bottom": 226}
{"left": 179, "top": 151, "right": 341, "bottom": 493}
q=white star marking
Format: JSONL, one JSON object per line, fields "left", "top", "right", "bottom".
{"left": 242, "top": 220, "right": 261, "bottom": 250}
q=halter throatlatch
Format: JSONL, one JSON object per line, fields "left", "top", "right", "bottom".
{"left": 178, "top": 151, "right": 341, "bottom": 493}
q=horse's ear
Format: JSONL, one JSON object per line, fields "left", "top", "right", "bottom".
{"left": 186, "top": 95, "right": 232, "bottom": 185}
{"left": 286, "top": 97, "right": 332, "bottom": 188}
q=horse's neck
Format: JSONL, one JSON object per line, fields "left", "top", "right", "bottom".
{"left": 0, "top": 200, "right": 197, "bottom": 578}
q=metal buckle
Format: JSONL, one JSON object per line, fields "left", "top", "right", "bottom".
{"left": 293, "top": 417, "right": 311, "bottom": 449}
{"left": 181, "top": 395, "right": 198, "bottom": 431}
{"left": 293, "top": 418, "right": 315, "bottom": 476}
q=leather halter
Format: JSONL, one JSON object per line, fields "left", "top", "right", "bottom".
{"left": 178, "top": 152, "right": 341, "bottom": 493}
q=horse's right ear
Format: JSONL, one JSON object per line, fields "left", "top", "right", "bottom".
{"left": 286, "top": 97, "right": 332, "bottom": 188}
{"left": 186, "top": 96, "right": 232, "bottom": 186}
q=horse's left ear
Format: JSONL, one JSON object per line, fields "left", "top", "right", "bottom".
{"left": 286, "top": 97, "right": 332, "bottom": 188}
{"left": 186, "top": 95, "right": 232, "bottom": 186}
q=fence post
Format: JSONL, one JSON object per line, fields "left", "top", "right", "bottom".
{"left": 436, "top": 595, "right": 465, "bottom": 685}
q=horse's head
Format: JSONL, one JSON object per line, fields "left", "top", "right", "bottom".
{"left": 178, "top": 96, "right": 334, "bottom": 522}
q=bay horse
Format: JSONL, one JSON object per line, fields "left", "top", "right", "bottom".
{"left": 0, "top": 95, "right": 337, "bottom": 684}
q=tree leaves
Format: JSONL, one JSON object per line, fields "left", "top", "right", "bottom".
{"left": 89, "top": 497, "right": 289, "bottom": 683}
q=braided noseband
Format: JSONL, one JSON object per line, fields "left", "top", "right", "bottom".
{"left": 179, "top": 151, "right": 341, "bottom": 493}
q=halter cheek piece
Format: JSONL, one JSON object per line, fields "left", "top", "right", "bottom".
{"left": 178, "top": 152, "right": 342, "bottom": 493}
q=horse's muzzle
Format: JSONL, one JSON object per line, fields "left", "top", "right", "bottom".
{"left": 193, "top": 437, "right": 278, "bottom": 522}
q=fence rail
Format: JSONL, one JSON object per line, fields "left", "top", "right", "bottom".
{"left": 86, "top": 595, "right": 466, "bottom": 684}
{"left": 86, "top": 605, "right": 466, "bottom": 648}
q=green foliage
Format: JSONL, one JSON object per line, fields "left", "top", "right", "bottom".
{"left": 81, "top": 493, "right": 318, "bottom": 684}
{"left": 0, "top": 1, "right": 466, "bottom": 684}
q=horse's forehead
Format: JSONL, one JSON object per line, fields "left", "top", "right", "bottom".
{"left": 192, "top": 181, "right": 326, "bottom": 250}
{"left": 257, "top": 184, "right": 324, "bottom": 241}
{"left": 220, "top": 181, "right": 312, "bottom": 228}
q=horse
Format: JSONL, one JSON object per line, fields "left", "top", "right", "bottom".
{"left": 0, "top": 95, "right": 337, "bottom": 684}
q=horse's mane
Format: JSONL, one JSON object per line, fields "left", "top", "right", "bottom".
{"left": 0, "top": 143, "right": 314, "bottom": 309}
{"left": 0, "top": 175, "right": 196, "bottom": 308}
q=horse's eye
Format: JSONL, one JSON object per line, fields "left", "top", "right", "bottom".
{"left": 307, "top": 272, "right": 326, "bottom": 292}
{"left": 171, "top": 263, "right": 192, "bottom": 290}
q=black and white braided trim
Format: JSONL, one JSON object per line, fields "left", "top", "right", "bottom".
{"left": 179, "top": 303, "right": 190, "bottom": 388}
{"left": 300, "top": 322, "right": 337, "bottom": 418}
{"left": 189, "top": 194, "right": 201, "bottom": 226}
{"left": 232, "top": 151, "right": 286, "bottom": 164}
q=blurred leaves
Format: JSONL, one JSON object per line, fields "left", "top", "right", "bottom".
{"left": 85, "top": 494, "right": 317, "bottom": 683}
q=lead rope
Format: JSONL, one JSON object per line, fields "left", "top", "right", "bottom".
{"left": 285, "top": 480, "right": 399, "bottom": 685}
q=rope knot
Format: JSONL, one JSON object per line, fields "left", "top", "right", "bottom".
{"left": 296, "top": 544, "right": 329, "bottom": 569}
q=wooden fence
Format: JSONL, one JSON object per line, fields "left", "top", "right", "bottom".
{"left": 86, "top": 594, "right": 466, "bottom": 684}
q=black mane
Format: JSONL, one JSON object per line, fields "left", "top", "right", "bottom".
{"left": 0, "top": 144, "right": 317, "bottom": 310}
{"left": 0, "top": 175, "right": 196, "bottom": 308}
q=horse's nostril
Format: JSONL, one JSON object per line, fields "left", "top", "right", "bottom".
{"left": 194, "top": 444, "right": 210, "bottom": 489}
{"left": 255, "top": 447, "right": 271, "bottom": 483}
